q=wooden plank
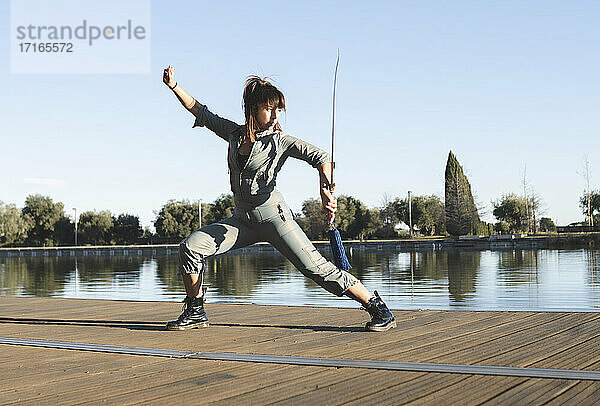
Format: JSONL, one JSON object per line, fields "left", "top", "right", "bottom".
{"left": 399, "top": 375, "right": 527, "bottom": 405}
{"left": 96, "top": 363, "right": 332, "bottom": 405}
{"left": 432, "top": 313, "right": 600, "bottom": 366}
{"left": 359, "top": 316, "right": 600, "bottom": 405}
{"left": 474, "top": 315, "right": 600, "bottom": 368}
{"left": 3, "top": 356, "right": 235, "bottom": 404}
{"left": 538, "top": 359, "right": 600, "bottom": 403}
{"left": 310, "top": 312, "right": 550, "bottom": 364}
{"left": 209, "top": 309, "right": 446, "bottom": 355}
{"left": 217, "top": 311, "right": 530, "bottom": 360}
{"left": 268, "top": 371, "right": 463, "bottom": 406}
{"left": 545, "top": 381, "right": 600, "bottom": 405}
{"left": 0, "top": 354, "right": 168, "bottom": 404}
{"left": 0, "top": 350, "right": 158, "bottom": 391}
{"left": 43, "top": 360, "right": 326, "bottom": 405}
{"left": 527, "top": 334, "right": 600, "bottom": 370}
{"left": 480, "top": 378, "right": 578, "bottom": 405}
{"left": 418, "top": 313, "right": 582, "bottom": 364}
{"left": 202, "top": 368, "right": 385, "bottom": 405}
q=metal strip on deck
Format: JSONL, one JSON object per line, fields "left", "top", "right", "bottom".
{"left": 2, "top": 336, "right": 600, "bottom": 381}
{"left": 0, "top": 337, "right": 189, "bottom": 358}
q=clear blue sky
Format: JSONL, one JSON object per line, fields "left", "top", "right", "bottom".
{"left": 2, "top": 0, "right": 599, "bottom": 230}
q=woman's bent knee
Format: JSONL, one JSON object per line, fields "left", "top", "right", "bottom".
{"left": 301, "top": 260, "right": 359, "bottom": 297}
{"left": 178, "top": 240, "right": 205, "bottom": 276}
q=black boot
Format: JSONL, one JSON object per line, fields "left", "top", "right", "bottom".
{"left": 364, "top": 291, "right": 396, "bottom": 332}
{"left": 166, "top": 296, "right": 209, "bottom": 331}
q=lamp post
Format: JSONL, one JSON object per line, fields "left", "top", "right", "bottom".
{"left": 408, "top": 191, "right": 413, "bottom": 239}
{"left": 198, "top": 199, "right": 202, "bottom": 229}
{"left": 72, "top": 208, "right": 78, "bottom": 246}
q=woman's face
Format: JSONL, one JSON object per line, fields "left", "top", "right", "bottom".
{"left": 255, "top": 104, "right": 281, "bottom": 131}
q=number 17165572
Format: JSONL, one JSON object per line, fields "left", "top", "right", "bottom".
{"left": 19, "top": 42, "right": 73, "bottom": 52}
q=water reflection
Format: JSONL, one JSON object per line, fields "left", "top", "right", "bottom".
{"left": 497, "top": 249, "right": 540, "bottom": 285}
{"left": 1, "top": 256, "right": 74, "bottom": 297}
{"left": 0, "top": 256, "right": 147, "bottom": 299}
{"left": 446, "top": 251, "right": 480, "bottom": 303}
{"left": 586, "top": 250, "right": 600, "bottom": 285}
{"left": 154, "top": 255, "right": 184, "bottom": 293}
{"left": 1, "top": 248, "right": 600, "bottom": 310}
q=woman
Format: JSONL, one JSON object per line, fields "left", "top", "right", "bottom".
{"left": 162, "top": 65, "right": 395, "bottom": 332}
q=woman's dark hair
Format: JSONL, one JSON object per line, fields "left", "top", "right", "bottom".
{"left": 243, "top": 76, "right": 286, "bottom": 142}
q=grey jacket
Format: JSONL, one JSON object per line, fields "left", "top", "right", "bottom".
{"left": 193, "top": 103, "right": 331, "bottom": 209}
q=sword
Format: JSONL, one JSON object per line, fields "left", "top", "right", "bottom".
{"left": 330, "top": 49, "right": 340, "bottom": 193}
{"left": 327, "top": 49, "right": 351, "bottom": 271}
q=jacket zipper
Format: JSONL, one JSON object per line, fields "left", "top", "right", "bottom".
{"left": 239, "top": 139, "right": 257, "bottom": 197}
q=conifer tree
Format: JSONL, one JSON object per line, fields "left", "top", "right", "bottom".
{"left": 444, "top": 151, "right": 480, "bottom": 236}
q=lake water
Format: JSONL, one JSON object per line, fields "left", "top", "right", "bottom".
{"left": 2, "top": 248, "right": 600, "bottom": 311}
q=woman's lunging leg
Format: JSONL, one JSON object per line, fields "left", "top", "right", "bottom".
{"left": 263, "top": 208, "right": 396, "bottom": 331}
{"left": 167, "top": 216, "right": 258, "bottom": 330}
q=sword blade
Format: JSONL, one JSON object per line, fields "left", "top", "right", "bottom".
{"left": 331, "top": 49, "right": 340, "bottom": 188}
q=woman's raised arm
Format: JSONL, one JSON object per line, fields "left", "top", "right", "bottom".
{"left": 162, "top": 65, "right": 239, "bottom": 141}
{"left": 163, "top": 65, "right": 200, "bottom": 116}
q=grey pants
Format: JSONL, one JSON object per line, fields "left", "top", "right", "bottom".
{"left": 179, "top": 198, "right": 358, "bottom": 297}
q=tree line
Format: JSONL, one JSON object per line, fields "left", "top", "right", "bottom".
{"left": 0, "top": 195, "right": 146, "bottom": 247}
{"left": 2, "top": 151, "right": 598, "bottom": 247}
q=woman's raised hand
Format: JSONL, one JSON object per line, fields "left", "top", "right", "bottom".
{"left": 163, "top": 65, "right": 176, "bottom": 88}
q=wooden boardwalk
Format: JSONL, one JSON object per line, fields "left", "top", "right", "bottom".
{"left": 1, "top": 297, "right": 600, "bottom": 405}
